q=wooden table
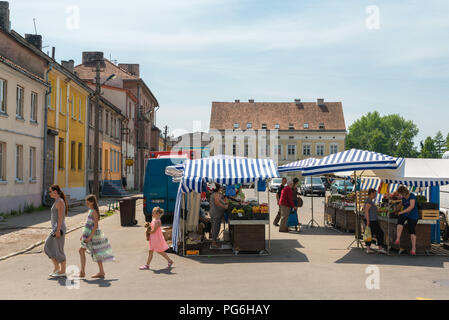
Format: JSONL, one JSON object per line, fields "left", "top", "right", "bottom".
{"left": 377, "top": 216, "right": 436, "bottom": 254}
{"left": 335, "top": 207, "right": 357, "bottom": 232}
{"left": 229, "top": 220, "right": 268, "bottom": 253}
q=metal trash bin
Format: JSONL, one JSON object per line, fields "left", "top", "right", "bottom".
{"left": 119, "top": 197, "right": 137, "bottom": 226}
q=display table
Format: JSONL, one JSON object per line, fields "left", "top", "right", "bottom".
{"left": 335, "top": 208, "right": 356, "bottom": 232}
{"left": 229, "top": 220, "right": 268, "bottom": 252}
{"left": 377, "top": 216, "right": 436, "bottom": 254}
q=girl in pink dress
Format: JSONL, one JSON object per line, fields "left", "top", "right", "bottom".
{"left": 139, "top": 207, "right": 174, "bottom": 270}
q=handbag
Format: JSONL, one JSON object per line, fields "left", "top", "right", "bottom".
{"left": 297, "top": 196, "right": 303, "bottom": 208}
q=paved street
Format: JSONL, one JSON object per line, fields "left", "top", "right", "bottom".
{"left": 1, "top": 189, "right": 449, "bottom": 299}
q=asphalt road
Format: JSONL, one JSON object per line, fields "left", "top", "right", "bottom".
{"left": 1, "top": 189, "right": 449, "bottom": 299}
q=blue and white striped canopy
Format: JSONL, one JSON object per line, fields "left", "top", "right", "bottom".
{"left": 280, "top": 149, "right": 404, "bottom": 176}
{"left": 360, "top": 178, "right": 429, "bottom": 203}
{"left": 277, "top": 157, "right": 318, "bottom": 173}
{"left": 180, "top": 157, "right": 279, "bottom": 192}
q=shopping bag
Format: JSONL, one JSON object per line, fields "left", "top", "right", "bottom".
{"left": 363, "top": 226, "right": 372, "bottom": 242}
{"left": 288, "top": 208, "right": 299, "bottom": 227}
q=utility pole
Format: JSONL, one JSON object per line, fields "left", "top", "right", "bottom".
{"left": 92, "top": 59, "right": 101, "bottom": 199}
{"left": 164, "top": 125, "right": 168, "bottom": 151}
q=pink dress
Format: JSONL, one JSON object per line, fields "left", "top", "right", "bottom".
{"left": 149, "top": 219, "right": 169, "bottom": 252}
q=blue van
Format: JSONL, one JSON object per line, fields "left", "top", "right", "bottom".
{"left": 143, "top": 157, "right": 185, "bottom": 223}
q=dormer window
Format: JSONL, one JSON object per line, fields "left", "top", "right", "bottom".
{"left": 234, "top": 123, "right": 239, "bottom": 129}
{"left": 304, "top": 123, "right": 309, "bottom": 129}
{"left": 319, "top": 123, "right": 325, "bottom": 129}
{"left": 261, "top": 123, "right": 267, "bottom": 129}
{"left": 247, "top": 123, "right": 252, "bottom": 129}
{"left": 274, "top": 124, "right": 280, "bottom": 129}
{"left": 289, "top": 123, "right": 294, "bottom": 130}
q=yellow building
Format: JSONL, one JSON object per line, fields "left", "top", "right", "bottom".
{"left": 46, "top": 61, "right": 92, "bottom": 200}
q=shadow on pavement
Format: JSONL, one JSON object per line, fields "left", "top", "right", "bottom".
{"left": 334, "top": 248, "right": 449, "bottom": 268}
{"left": 81, "top": 278, "right": 119, "bottom": 287}
{"left": 151, "top": 267, "right": 176, "bottom": 275}
{"left": 294, "top": 226, "right": 351, "bottom": 236}
{"left": 185, "top": 239, "right": 309, "bottom": 264}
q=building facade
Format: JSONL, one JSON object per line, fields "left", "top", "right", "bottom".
{"left": 209, "top": 99, "right": 347, "bottom": 176}
{"left": 0, "top": 46, "right": 48, "bottom": 213}
{"left": 75, "top": 54, "right": 160, "bottom": 191}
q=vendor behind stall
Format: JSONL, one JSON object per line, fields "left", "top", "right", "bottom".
{"left": 209, "top": 183, "right": 228, "bottom": 249}
{"left": 394, "top": 186, "right": 419, "bottom": 255}
{"left": 364, "top": 188, "right": 387, "bottom": 254}
{"left": 235, "top": 184, "right": 245, "bottom": 202}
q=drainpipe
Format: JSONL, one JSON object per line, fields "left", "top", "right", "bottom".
{"left": 42, "top": 62, "right": 53, "bottom": 206}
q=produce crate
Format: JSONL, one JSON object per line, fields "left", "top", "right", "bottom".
{"left": 253, "top": 213, "right": 269, "bottom": 220}
{"left": 335, "top": 208, "right": 356, "bottom": 232}
{"left": 420, "top": 209, "right": 439, "bottom": 220}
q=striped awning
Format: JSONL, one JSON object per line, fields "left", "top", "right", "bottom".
{"left": 299, "top": 149, "right": 404, "bottom": 176}
{"left": 360, "top": 178, "right": 429, "bottom": 203}
{"left": 180, "top": 157, "right": 279, "bottom": 192}
{"left": 277, "top": 157, "right": 318, "bottom": 173}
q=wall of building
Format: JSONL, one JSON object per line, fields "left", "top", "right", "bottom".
{"left": 0, "top": 62, "right": 46, "bottom": 213}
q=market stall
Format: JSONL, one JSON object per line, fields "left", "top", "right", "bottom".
{"left": 168, "top": 156, "right": 279, "bottom": 256}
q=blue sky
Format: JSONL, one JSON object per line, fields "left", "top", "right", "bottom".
{"left": 9, "top": 0, "right": 449, "bottom": 144}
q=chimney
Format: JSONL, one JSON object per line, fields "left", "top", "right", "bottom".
{"left": 25, "top": 34, "right": 42, "bottom": 51}
{"left": 51, "top": 47, "right": 55, "bottom": 59}
{"left": 235, "top": 99, "right": 240, "bottom": 103}
{"left": 248, "top": 99, "right": 254, "bottom": 103}
{"left": 0, "top": 1, "right": 10, "bottom": 32}
{"left": 61, "top": 59, "right": 74, "bottom": 73}
{"left": 317, "top": 98, "right": 325, "bottom": 106}
{"left": 82, "top": 51, "right": 104, "bottom": 65}
{"left": 118, "top": 63, "right": 140, "bottom": 77}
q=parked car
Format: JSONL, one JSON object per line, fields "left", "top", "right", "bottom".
{"left": 320, "top": 176, "right": 332, "bottom": 190}
{"left": 300, "top": 177, "right": 326, "bottom": 197}
{"left": 269, "top": 178, "right": 283, "bottom": 193}
{"left": 330, "top": 180, "right": 354, "bottom": 195}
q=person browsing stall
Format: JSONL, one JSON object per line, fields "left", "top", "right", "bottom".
{"left": 394, "top": 186, "right": 419, "bottom": 255}
{"left": 279, "top": 180, "right": 296, "bottom": 232}
{"left": 209, "top": 184, "right": 229, "bottom": 249}
{"left": 364, "top": 189, "right": 387, "bottom": 254}
{"left": 234, "top": 184, "right": 245, "bottom": 202}
{"left": 273, "top": 177, "right": 287, "bottom": 227}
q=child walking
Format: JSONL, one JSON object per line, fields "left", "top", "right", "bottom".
{"left": 140, "top": 207, "right": 173, "bottom": 270}
{"left": 78, "top": 194, "right": 114, "bottom": 278}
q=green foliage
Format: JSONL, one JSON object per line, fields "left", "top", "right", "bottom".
{"left": 420, "top": 136, "right": 440, "bottom": 158}
{"left": 434, "top": 131, "right": 446, "bottom": 157}
{"left": 346, "top": 111, "right": 419, "bottom": 157}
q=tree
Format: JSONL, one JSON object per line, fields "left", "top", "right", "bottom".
{"left": 446, "top": 133, "right": 449, "bottom": 152}
{"left": 420, "top": 137, "right": 439, "bottom": 158}
{"left": 346, "top": 112, "right": 419, "bottom": 157}
{"left": 434, "top": 131, "right": 446, "bottom": 157}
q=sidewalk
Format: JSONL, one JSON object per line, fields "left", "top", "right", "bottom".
{"left": 0, "top": 195, "right": 142, "bottom": 259}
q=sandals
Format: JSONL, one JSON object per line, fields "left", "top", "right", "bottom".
{"left": 168, "top": 261, "right": 174, "bottom": 268}
{"left": 410, "top": 251, "right": 416, "bottom": 256}
{"left": 91, "top": 273, "right": 105, "bottom": 279}
{"left": 139, "top": 264, "right": 150, "bottom": 270}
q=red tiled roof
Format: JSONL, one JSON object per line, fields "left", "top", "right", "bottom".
{"left": 74, "top": 59, "right": 137, "bottom": 81}
{"left": 210, "top": 101, "right": 346, "bottom": 131}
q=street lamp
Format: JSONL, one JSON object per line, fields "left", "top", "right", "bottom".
{"left": 92, "top": 66, "right": 117, "bottom": 199}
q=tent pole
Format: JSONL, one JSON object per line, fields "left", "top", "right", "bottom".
{"left": 306, "top": 175, "right": 320, "bottom": 228}
{"left": 183, "top": 193, "right": 186, "bottom": 257}
{"left": 267, "top": 179, "right": 271, "bottom": 252}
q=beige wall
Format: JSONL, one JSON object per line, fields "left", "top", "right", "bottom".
{"left": 0, "top": 62, "right": 47, "bottom": 213}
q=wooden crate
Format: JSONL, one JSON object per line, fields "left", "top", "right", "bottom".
{"left": 231, "top": 225, "right": 265, "bottom": 252}
{"left": 356, "top": 190, "right": 369, "bottom": 211}
{"left": 335, "top": 208, "right": 356, "bottom": 232}
{"left": 420, "top": 210, "right": 439, "bottom": 220}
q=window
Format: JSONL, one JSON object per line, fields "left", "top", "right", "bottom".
{"left": 276, "top": 145, "right": 282, "bottom": 156}
{"left": 304, "top": 123, "right": 309, "bottom": 129}
{"left": 316, "top": 144, "right": 325, "bottom": 156}
{"left": 330, "top": 144, "right": 338, "bottom": 154}
{"left": 266, "top": 144, "right": 270, "bottom": 157}
{"left": 247, "top": 123, "right": 252, "bottom": 129}
{"left": 88, "top": 145, "right": 92, "bottom": 169}
{"left": 79, "top": 98, "right": 82, "bottom": 121}
{"left": 30, "top": 92, "right": 37, "bottom": 122}
{"left": 0, "top": 142, "right": 5, "bottom": 180}
{"left": 110, "top": 150, "right": 113, "bottom": 172}
{"left": 106, "top": 112, "right": 109, "bottom": 135}
{"left": 233, "top": 144, "right": 237, "bottom": 156}
{"left": 15, "top": 145, "right": 23, "bottom": 181}
{"left": 0, "top": 78, "right": 6, "bottom": 114}
{"left": 29, "top": 147, "right": 36, "bottom": 181}
{"left": 78, "top": 143, "right": 83, "bottom": 170}
{"left": 319, "top": 123, "right": 325, "bottom": 129}
{"left": 287, "top": 144, "right": 296, "bottom": 155}
{"left": 71, "top": 95, "right": 75, "bottom": 118}
{"left": 58, "top": 138, "right": 64, "bottom": 169}
{"left": 261, "top": 123, "right": 267, "bottom": 129}
{"left": 234, "top": 123, "right": 239, "bottom": 129}
{"left": 244, "top": 144, "right": 249, "bottom": 157}
{"left": 274, "top": 124, "right": 280, "bottom": 129}
{"left": 71, "top": 141, "right": 76, "bottom": 170}
{"left": 303, "top": 144, "right": 311, "bottom": 156}
{"left": 59, "top": 87, "right": 65, "bottom": 114}
{"left": 16, "top": 86, "right": 24, "bottom": 118}
{"left": 289, "top": 123, "right": 294, "bottom": 130}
